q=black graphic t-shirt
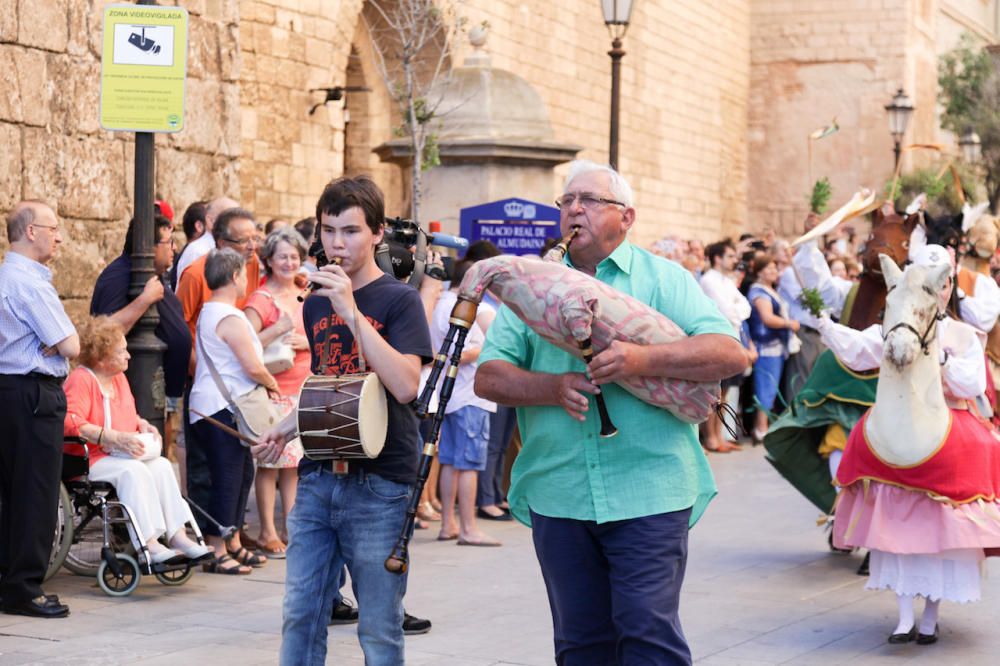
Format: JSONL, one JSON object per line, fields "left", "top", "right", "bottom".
{"left": 300, "top": 274, "right": 432, "bottom": 483}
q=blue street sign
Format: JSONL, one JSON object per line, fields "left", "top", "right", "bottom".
{"left": 459, "top": 197, "right": 562, "bottom": 256}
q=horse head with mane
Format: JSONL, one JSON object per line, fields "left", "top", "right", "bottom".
{"left": 845, "top": 204, "right": 919, "bottom": 330}
{"left": 864, "top": 254, "right": 951, "bottom": 466}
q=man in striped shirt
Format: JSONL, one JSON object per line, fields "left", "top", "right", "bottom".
{"left": 0, "top": 201, "right": 79, "bottom": 619}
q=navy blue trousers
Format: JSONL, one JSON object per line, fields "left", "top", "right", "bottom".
{"left": 477, "top": 406, "right": 516, "bottom": 507}
{"left": 190, "top": 409, "right": 254, "bottom": 537}
{"left": 531, "top": 508, "right": 693, "bottom": 666}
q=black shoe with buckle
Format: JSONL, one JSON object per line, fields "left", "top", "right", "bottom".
{"left": 2, "top": 595, "right": 70, "bottom": 619}
{"left": 329, "top": 598, "right": 359, "bottom": 625}
{"left": 403, "top": 611, "right": 432, "bottom": 635}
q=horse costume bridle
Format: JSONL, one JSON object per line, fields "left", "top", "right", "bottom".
{"left": 881, "top": 284, "right": 946, "bottom": 357}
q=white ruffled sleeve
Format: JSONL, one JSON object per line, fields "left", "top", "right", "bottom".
{"left": 958, "top": 272, "right": 1000, "bottom": 333}
{"left": 816, "top": 318, "right": 883, "bottom": 372}
{"left": 939, "top": 319, "right": 988, "bottom": 399}
{"left": 793, "top": 242, "right": 852, "bottom": 317}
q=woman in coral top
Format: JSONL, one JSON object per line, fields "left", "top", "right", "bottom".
{"left": 64, "top": 316, "right": 212, "bottom": 565}
{"left": 243, "top": 228, "right": 311, "bottom": 557}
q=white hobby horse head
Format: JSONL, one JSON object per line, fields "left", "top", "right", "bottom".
{"left": 878, "top": 253, "right": 950, "bottom": 373}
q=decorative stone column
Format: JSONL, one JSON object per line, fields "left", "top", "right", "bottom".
{"left": 376, "top": 29, "right": 580, "bottom": 235}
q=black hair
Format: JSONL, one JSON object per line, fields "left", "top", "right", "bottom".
{"left": 122, "top": 214, "right": 173, "bottom": 256}
{"left": 315, "top": 176, "right": 384, "bottom": 234}
{"left": 182, "top": 201, "right": 208, "bottom": 241}
{"left": 705, "top": 240, "right": 734, "bottom": 268}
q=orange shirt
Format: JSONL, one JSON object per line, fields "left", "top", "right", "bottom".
{"left": 63, "top": 367, "right": 140, "bottom": 466}
{"left": 177, "top": 252, "right": 261, "bottom": 340}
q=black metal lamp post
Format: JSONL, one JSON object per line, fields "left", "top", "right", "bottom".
{"left": 602, "top": 0, "right": 635, "bottom": 171}
{"left": 884, "top": 88, "right": 914, "bottom": 170}
{"left": 960, "top": 126, "right": 982, "bottom": 164}
{"left": 126, "top": 0, "right": 167, "bottom": 434}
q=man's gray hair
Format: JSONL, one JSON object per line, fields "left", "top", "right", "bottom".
{"left": 261, "top": 227, "right": 308, "bottom": 274}
{"left": 205, "top": 248, "right": 246, "bottom": 290}
{"left": 5, "top": 205, "right": 36, "bottom": 243}
{"left": 563, "top": 160, "right": 635, "bottom": 208}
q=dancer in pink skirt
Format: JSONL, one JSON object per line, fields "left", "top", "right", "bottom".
{"left": 823, "top": 245, "right": 1000, "bottom": 645}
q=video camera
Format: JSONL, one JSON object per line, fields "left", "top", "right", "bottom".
{"left": 307, "top": 216, "right": 467, "bottom": 283}
{"left": 383, "top": 217, "right": 468, "bottom": 252}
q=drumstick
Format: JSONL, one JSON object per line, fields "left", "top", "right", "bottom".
{"left": 190, "top": 409, "right": 259, "bottom": 447}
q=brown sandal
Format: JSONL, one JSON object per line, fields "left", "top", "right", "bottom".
{"left": 227, "top": 546, "right": 267, "bottom": 567}
{"left": 202, "top": 553, "right": 251, "bottom": 575}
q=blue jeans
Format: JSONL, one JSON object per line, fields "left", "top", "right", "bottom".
{"left": 280, "top": 466, "right": 411, "bottom": 666}
{"left": 531, "top": 508, "right": 693, "bottom": 665}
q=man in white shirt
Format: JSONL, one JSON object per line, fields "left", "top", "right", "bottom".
{"left": 174, "top": 196, "right": 239, "bottom": 282}
{"left": 699, "top": 240, "right": 753, "bottom": 452}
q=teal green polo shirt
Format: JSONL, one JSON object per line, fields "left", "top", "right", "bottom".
{"left": 479, "top": 240, "right": 735, "bottom": 528}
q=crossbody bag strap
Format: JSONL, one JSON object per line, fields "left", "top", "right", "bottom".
{"left": 196, "top": 320, "right": 238, "bottom": 411}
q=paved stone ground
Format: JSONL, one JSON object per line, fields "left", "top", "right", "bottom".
{"left": 2, "top": 445, "right": 999, "bottom": 665}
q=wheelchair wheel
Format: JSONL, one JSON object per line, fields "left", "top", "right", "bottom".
{"left": 155, "top": 564, "right": 194, "bottom": 586}
{"left": 97, "top": 552, "right": 141, "bottom": 597}
{"left": 45, "top": 484, "right": 74, "bottom": 581}
{"left": 64, "top": 506, "right": 132, "bottom": 577}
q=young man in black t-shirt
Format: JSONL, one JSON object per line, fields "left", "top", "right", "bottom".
{"left": 269, "top": 176, "right": 432, "bottom": 665}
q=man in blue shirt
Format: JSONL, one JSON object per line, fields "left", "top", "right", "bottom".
{"left": 0, "top": 201, "right": 80, "bottom": 619}
{"left": 476, "top": 162, "right": 748, "bottom": 664}
{"left": 91, "top": 214, "right": 192, "bottom": 405}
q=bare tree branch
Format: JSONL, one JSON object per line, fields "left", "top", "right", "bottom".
{"left": 364, "top": 0, "right": 466, "bottom": 224}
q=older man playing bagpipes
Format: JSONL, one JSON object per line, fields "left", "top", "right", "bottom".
{"left": 474, "top": 161, "right": 747, "bottom": 665}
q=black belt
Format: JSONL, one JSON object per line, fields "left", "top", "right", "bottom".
{"left": 0, "top": 372, "right": 66, "bottom": 385}
{"left": 28, "top": 371, "right": 65, "bottom": 383}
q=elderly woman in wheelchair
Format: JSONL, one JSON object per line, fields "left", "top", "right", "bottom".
{"left": 63, "top": 316, "right": 213, "bottom": 567}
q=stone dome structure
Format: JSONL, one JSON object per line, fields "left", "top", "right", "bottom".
{"left": 377, "top": 30, "right": 579, "bottom": 165}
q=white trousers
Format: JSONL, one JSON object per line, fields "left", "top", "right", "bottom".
{"left": 90, "top": 455, "right": 194, "bottom": 543}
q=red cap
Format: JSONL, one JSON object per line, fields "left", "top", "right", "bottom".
{"left": 155, "top": 199, "right": 175, "bottom": 222}
{"left": 429, "top": 221, "right": 441, "bottom": 233}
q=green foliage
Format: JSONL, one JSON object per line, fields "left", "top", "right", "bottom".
{"left": 938, "top": 32, "right": 1000, "bottom": 212}
{"left": 798, "top": 287, "right": 826, "bottom": 317}
{"left": 884, "top": 166, "right": 976, "bottom": 216}
{"left": 808, "top": 177, "right": 832, "bottom": 214}
{"left": 421, "top": 133, "right": 440, "bottom": 171}
{"left": 938, "top": 33, "right": 993, "bottom": 134}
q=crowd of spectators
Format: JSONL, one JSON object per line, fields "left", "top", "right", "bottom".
{"left": 650, "top": 222, "right": 869, "bottom": 453}
{"left": 0, "top": 189, "right": 520, "bottom": 632}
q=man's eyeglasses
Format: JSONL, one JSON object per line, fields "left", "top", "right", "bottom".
{"left": 223, "top": 236, "right": 256, "bottom": 248}
{"left": 30, "top": 223, "right": 59, "bottom": 232}
{"left": 555, "top": 193, "right": 626, "bottom": 211}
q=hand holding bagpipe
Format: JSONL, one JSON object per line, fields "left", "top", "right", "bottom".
{"left": 386, "top": 231, "right": 620, "bottom": 575}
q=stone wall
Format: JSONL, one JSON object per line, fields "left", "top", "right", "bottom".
{"left": 236, "top": 0, "right": 751, "bottom": 248}
{"left": 0, "top": 0, "right": 240, "bottom": 323}
{"left": 436, "top": 0, "right": 752, "bottom": 247}
{"left": 748, "top": 0, "right": 998, "bottom": 239}
{"left": 18, "top": 0, "right": 997, "bottom": 316}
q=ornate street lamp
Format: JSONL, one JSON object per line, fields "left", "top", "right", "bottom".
{"left": 601, "top": 0, "right": 635, "bottom": 170}
{"left": 959, "top": 126, "right": 982, "bottom": 164}
{"left": 884, "top": 88, "right": 914, "bottom": 170}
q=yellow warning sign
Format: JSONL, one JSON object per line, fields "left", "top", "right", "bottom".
{"left": 100, "top": 4, "right": 188, "bottom": 133}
